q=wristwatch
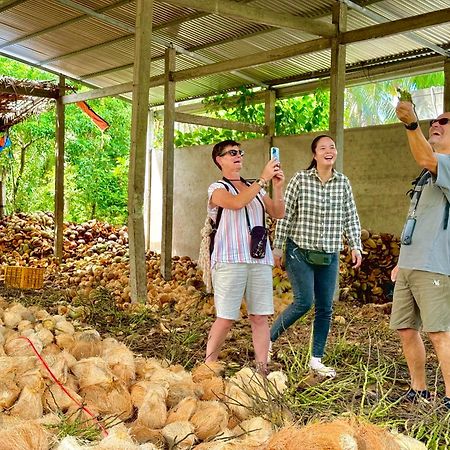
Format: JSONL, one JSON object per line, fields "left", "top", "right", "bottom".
{"left": 255, "top": 178, "right": 267, "bottom": 189}
{"left": 404, "top": 122, "right": 418, "bottom": 130}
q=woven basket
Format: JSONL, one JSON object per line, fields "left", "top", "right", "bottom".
{"left": 4, "top": 266, "right": 45, "bottom": 289}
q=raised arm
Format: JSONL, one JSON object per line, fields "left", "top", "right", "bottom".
{"left": 396, "top": 101, "right": 437, "bottom": 175}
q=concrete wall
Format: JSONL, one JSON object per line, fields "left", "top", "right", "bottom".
{"left": 149, "top": 121, "right": 427, "bottom": 258}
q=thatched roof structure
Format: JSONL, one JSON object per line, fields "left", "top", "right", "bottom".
{"left": 0, "top": 77, "right": 59, "bottom": 132}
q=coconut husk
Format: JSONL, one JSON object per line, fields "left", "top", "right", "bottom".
{"left": 162, "top": 420, "right": 196, "bottom": 449}
{"left": 0, "top": 378, "right": 20, "bottom": 409}
{"left": 199, "top": 376, "right": 225, "bottom": 401}
{"left": 267, "top": 371, "right": 288, "bottom": 394}
{"left": 232, "top": 416, "right": 273, "bottom": 447}
{"left": 9, "top": 385, "right": 44, "bottom": 419}
{"left": 192, "top": 362, "right": 225, "bottom": 383}
{"left": 71, "top": 330, "right": 102, "bottom": 359}
{"left": 102, "top": 338, "right": 136, "bottom": 385}
{"left": 0, "top": 355, "right": 36, "bottom": 379}
{"left": 167, "top": 376, "right": 203, "bottom": 408}
{"left": 224, "top": 381, "right": 253, "bottom": 421}
{"left": 137, "top": 383, "right": 168, "bottom": 429}
{"left": 43, "top": 382, "right": 82, "bottom": 413}
{"left": 355, "top": 422, "right": 400, "bottom": 450}
{"left": 0, "top": 421, "right": 50, "bottom": 450}
{"left": 55, "top": 332, "right": 75, "bottom": 351}
{"left": 392, "top": 432, "right": 427, "bottom": 450}
{"left": 135, "top": 357, "right": 165, "bottom": 379}
{"left": 4, "top": 334, "right": 43, "bottom": 356}
{"left": 81, "top": 380, "right": 133, "bottom": 420}
{"left": 35, "top": 326, "right": 55, "bottom": 347}
{"left": 54, "top": 436, "right": 85, "bottom": 449}
{"left": 190, "top": 400, "right": 229, "bottom": 441}
{"left": 130, "top": 380, "right": 154, "bottom": 408}
{"left": 34, "top": 308, "right": 51, "bottom": 322}
{"left": 17, "top": 320, "right": 33, "bottom": 333}
{"left": 40, "top": 343, "right": 62, "bottom": 358}
{"left": 16, "top": 368, "right": 46, "bottom": 391}
{"left": 166, "top": 396, "right": 198, "bottom": 424}
{"left": 0, "top": 412, "right": 23, "bottom": 428}
{"left": 71, "top": 357, "right": 114, "bottom": 389}
{"left": 94, "top": 423, "right": 138, "bottom": 450}
{"left": 65, "top": 404, "right": 101, "bottom": 433}
{"left": 39, "top": 351, "right": 70, "bottom": 383}
{"left": 267, "top": 421, "right": 358, "bottom": 450}
{"left": 3, "top": 311, "right": 23, "bottom": 329}
{"left": 54, "top": 319, "right": 75, "bottom": 335}
{"left": 227, "top": 413, "right": 241, "bottom": 430}
{"left": 128, "top": 422, "right": 165, "bottom": 446}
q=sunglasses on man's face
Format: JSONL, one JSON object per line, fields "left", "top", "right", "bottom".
{"left": 220, "top": 149, "right": 245, "bottom": 157}
{"left": 429, "top": 117, "right": 450, "bottom": 127}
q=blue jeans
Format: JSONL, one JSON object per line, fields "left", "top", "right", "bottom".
{"left": 270, "top": 239, "right": 339, "bottom": 358}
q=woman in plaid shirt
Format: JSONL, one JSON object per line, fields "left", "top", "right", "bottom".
{"left": 270, "top": 135, "right": 362, "bottom": 378}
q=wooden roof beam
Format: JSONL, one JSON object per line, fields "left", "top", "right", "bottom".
{"left": 163, "top": 0, "right": 336, "bottom": 37}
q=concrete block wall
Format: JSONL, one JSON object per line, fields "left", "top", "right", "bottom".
{"left": 150, "top": 121, "right": 428, "bottom": 258}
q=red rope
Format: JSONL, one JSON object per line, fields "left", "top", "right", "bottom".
{"left": 19, "top": 336, "right": 109, "bottom": 437}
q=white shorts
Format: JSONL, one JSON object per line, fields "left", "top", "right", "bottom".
{"left": 212, "top": 263, "right": 274, "bottom": 320}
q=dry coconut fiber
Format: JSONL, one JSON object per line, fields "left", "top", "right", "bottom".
{"left": 162, "top": 420, "right": 196, "bottom": 449}
{"left": 0, "top": 422, "right": 50, "bottom": 450}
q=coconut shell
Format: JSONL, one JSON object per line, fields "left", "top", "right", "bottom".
{"left": 166, "top": 396, "right": 198, "bottom": 424}
{"left": 190, "top": 400, "right": 229, "bottom": 441}
{"left": 0, "top": 422, "right": 50, "bottom": 450}
{"left": 162, "top": 421, "right": 196, "bottom": 449}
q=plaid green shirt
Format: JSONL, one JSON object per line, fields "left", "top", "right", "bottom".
{"left": 273, "top": 168, "right": 362, "bottom": 253}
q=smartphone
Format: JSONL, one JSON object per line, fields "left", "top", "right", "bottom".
{"left": 271, "top": 146, "right": 280, "bottom": 161}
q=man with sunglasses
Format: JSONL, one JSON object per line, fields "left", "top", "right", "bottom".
{"left": 390, "top": 102, "right": 450, "bottom": 408}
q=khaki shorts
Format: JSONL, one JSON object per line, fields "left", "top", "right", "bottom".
{"left": 390, "top": 268, "right": 450, "bottom": 332}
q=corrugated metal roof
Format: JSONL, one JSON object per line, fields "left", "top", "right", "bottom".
{"left": 0, "top": 0, "right": 448, "bottom": 106}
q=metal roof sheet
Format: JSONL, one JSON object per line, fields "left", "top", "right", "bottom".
{"left": 0, "top": 0, "right": 448, "bottom": 106}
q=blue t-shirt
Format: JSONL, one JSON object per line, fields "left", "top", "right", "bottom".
{"left": 398, "top": 153, "right": 450, "bottom": 275}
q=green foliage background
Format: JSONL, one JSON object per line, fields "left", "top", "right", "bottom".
{"left": 0, "top": 57, "right": 444, "bottom": 224}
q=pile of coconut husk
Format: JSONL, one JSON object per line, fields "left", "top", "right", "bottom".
{"left": 0, "top": 299, "right": 426, "bottom": 450}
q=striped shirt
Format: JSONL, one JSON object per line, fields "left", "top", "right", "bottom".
{"left": 273, "top": 168, "right": 362, "bottom": 253}
{"left": 208, "top": 180, "right": 274, "bottom": 266}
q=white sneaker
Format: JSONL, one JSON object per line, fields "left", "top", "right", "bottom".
{"left": 309, "top": 360, "right": 336, "bottom": 379}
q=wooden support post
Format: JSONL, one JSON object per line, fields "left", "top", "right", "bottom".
{"left": 265, "top": 89, "right": 276, "bottom": 148}
{"left": 144, "top": 110, "right": 154, "bottom": 251}
{"left": 329, "top": 2, "right": 347, "bottom": 172}
{"left": 128, "top": 0, "right": 153, "bottom": 303}
{"left": 444, "top": 58, "right": 450, "bottom": 114}
{"left": 54, "top": 75, "right": 65, "bottom": 261}
{"left": 161, "top": 47, "right": 176, "bottom": 281}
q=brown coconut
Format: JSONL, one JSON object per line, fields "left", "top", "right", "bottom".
{"left": 35, "top": 327, "right": 55, "bottom": 347}
{"left": 40, "top": 343, "right": 62, "bottom": 358}
{"left": 192, "top": 361, "right": 225, "bottom": 383}
{"left": 166, "top": 396, "right": 198, "bottom": 424}
{"left": 16, "top": 368, "right": 45, "bottom": 391}
{"left": 0, "top": 355, "right": 36, "bottom": 379}
{"left": 70, "top": 329, "right": 102, "bottom": 359}
{"left": 137, "top": 382, "right": 169, "bottom": 429}
{"left": 135, "top": 357, "right": 165, "bottom": 379}
{"left": 55, "top": 332, "right": 75, "bottom": 351}
{"left": 54, "top": 319, "right": 75, "bottom": 335}
{"left": 4, "top": 334, "right": 43, "bottom": 357}
{"left": 0, "top": 422, "right": 50, "bottom": 450}
{"left": 190, "top": 400, "right": 229, "bottom": 441}
{"left": 162, "top": 420, "right": 196, "bottom": 449}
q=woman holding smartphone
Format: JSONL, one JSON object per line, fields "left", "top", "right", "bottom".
{"left": 270, "top": 135, "right": 362, "bottom": 378}
{"left": 205, "top": 139, "right": 285, "bottom": 375}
